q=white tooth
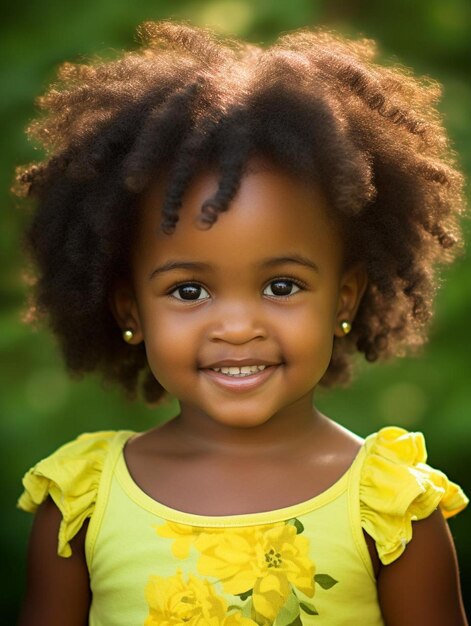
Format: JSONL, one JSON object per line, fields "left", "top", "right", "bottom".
{"left": 213, "top": 364, "right": 269, "bottom": 377}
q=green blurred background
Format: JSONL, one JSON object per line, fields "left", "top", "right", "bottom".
{"left": 1, "top": 0, "right": 470, "bottom": 620}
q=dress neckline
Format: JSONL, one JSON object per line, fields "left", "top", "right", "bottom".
{"left": 113, "top": 431, "right": 366, "bottom": 527}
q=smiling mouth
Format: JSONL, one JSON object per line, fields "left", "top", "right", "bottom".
{"left": 210, "top": 365, "right": 267, "bottom": 377}
{"left": 201, "top": 363, "right": 279, "bottom": 392}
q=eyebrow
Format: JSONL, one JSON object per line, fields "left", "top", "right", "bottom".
{"left": 149, "top": 261, "right": 211, "bottom": 281}
{"left": 260, "top": 254, "right": 320, "bottom": 274}
{"left": 148, "top": 254, "right": 319, "bottom": 281}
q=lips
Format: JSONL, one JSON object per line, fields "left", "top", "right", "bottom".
{"left": 201, "top": 362, "right": 280, "bottom": 392}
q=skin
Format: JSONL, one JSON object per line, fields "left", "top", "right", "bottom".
{"left": 19, "top": 161, "right": 468, "bottom": 625}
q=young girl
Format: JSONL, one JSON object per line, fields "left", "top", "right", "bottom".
{"left": 15, "top": 21, "right": 468, "bottom": 626}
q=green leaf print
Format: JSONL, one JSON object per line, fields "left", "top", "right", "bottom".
{"left": 300, "top": 601, "right": 319, "bottom": 615}
{"left": 286, "top": 518, "right": 305, "bottom": 534}
{"left": 237, "top": 588, "right": 253, "bottom": 601}
{"left": 285, "top": 617, "right": 303, "bottom": 626}
{"left": 274, "top": 589, "right": 301, "bottom": 626}
{"left": 240, "top": 597, "right": 253, "bottom": 619}
{"left": 314, "top": 574, "right": 338, "bottom": 590}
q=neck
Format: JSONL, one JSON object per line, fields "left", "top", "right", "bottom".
{"left": 169, "top": 395, "right": 327, "bottom": 456}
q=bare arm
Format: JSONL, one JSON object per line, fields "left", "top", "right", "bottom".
{"left": 377, "top": 509, "right": 468, "bottom": 626}
{"left": 18, "top": 497, "right": 91, "bottom": 626}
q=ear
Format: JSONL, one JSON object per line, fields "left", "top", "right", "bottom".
{"left": 109, "top": 279, "right": 144, "bottom": 344}
{"left": 334, "top": 263, "right": 368, "bottom": 338}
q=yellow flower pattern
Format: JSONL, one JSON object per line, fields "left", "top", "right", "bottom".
{"left": 195, "top": 523, "right": 315, "bottom": 622}
{"left": 155, "top": 521, "right": 219, "bottom": 559}
{"left": 144, "top": 519, "right": 338, "bottom": 625}
{"left": 144, "top": 569, "right": 258, "bottom": 626}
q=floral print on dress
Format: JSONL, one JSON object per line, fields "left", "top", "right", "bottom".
{"left": 144, "top": 518, "right": 338, "bottom": 625}
{"left": 144, "top": 569, "right": 258, "bottom": 626}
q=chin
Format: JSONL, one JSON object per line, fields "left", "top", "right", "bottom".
{"left": 209, "top": 410, "right": 274, "bottom": 429}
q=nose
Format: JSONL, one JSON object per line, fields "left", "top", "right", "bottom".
{"left": 208, "top": 298, "right": 267, "bottom": 344}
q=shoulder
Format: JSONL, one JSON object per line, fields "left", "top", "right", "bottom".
{"left": 358, "top": 426, "right": 468, "bottom": 565}
{"left": 310, "top": 414, "right": 364, "bottom": 469}
{"left": 18, "top": 430, "right": 135, "bottom": 557}
{"left": 357, "top": 427, "right": 469, "bottom": 623}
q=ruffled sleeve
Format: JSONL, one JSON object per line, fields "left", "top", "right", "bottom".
{"left": 359, "top": 426, "right": 468, "bottom": 565}
{"left": 17, "top": 431, "right": 117, "bottom": 558}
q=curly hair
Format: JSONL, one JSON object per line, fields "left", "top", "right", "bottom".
{"left": 14, "top": 21, "right": 465, "bottom": 403}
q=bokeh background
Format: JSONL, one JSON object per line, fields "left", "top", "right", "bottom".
{"left": 1, "top": 0, "right": 470, "bottom": 620}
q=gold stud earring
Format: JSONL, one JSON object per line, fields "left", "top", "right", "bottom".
{"left": 123, "top": 329, "right": 134, "bottom": 343}
{"left": 340, "top": 320, "right": 352, "bottom": 335}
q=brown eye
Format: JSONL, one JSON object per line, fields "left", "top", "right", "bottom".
{"left": 171, "top": 283, "right": 210, "bottom": 301}
{"left": 263, "top": 279, "right": 301, "bottom": 297}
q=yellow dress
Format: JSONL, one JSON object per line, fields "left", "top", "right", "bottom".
{"left": 18, "top": 426, "right": 468, "bottom": 626}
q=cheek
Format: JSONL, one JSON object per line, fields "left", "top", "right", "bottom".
{"left": 292, "top": 323, "right": 335, "bottom": 363}
{"left": 140, "top": 309, "right": 200, "bottom": 387}
{"left": 279, "top": 300, "right": 337, "bottom": 365}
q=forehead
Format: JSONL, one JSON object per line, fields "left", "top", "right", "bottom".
{"left": 134, "top": 161, "right": 344, "bottom": 273}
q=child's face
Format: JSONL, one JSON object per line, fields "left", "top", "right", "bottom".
{"left": 115, "top": 160, "right": 365, "bottom": 428}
